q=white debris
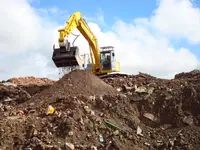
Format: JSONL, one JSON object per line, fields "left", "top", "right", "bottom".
{"left": 136, "top": 126, "right": 143, "bottom": 136}
{"left": 143, "top": 112, "right": 157, "bottom": 122}
{"left": 135, "top": 85, "right": 147, "bottom": 93}
{"left": 1, "top": 82, "right": 17, "bottom": 87}
{"left": 65, "top": 142, "right": 75, "bottom": 150}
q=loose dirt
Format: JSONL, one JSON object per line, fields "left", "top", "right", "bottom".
{"left": 1, "top": 70, "right": 200, "bottom": 150}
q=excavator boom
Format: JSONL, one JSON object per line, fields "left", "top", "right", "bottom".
{"left": 52, "top": 11, "right": 120, "bottom": 75}
{"left": 52, "top": 12, "right": 101, "bottom": 73}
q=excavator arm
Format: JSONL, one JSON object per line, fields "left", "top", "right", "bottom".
{"left": 57, "top": 12, "right": 101, "bottom": 72}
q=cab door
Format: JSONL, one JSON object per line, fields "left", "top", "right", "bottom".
{"left": 111, "top": 51, "right": 116, "bottom": 71}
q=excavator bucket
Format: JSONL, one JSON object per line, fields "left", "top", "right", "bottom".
{"left": 52, "top": 44, "right": 83, "bottom": 68}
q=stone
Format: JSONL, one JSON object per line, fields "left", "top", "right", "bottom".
{"left": 68, "top": 131, "right": 73, "bottom": 136}
{"left": 113, "top": 130, "right": 119, "bottom": 135}
{"left": 182, "top": 115, "right": 193, "bottom": 126}
{"left": 65, "top": 142, "right": 75, "bottom": 150}
{"left": 143, "top": 112, "right": 158, "bottom": 122}
{"left": 135, "top": 85, "right": 148, "bottom": 93}
{"left": 136, "top": 126, "right": 143, "bottom": 136}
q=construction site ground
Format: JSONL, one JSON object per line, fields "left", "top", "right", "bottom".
{"left": 1, "top": 70, "right": 200, "bottom": 150}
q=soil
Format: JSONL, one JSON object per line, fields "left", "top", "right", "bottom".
{"left": 5, "top": 76, "right": 55, "bottom": 85}
{"left": 1, "top": 70, "right": 200, "bottom": 150}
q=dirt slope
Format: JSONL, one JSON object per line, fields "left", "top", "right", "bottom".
{"left": 1, "top": 70, "right": 200, "bottom": 149}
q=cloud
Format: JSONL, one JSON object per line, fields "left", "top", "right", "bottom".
{"left": 0, "top": 0, "right": 199, "bottom": 81}
{"left": 0, "top": 0, "right": 60, "bottom": 80}
{"left": 0, "top": 0, "right": 59, "bottom": 54}
{"left": 151, "top": 0, "right": 200, "bottom": 44}
{"left": 68, "top": 20, "right": 198, "bottom": 78}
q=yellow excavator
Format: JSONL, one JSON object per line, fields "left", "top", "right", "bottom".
{"left": 52, "top": 11, "right": 120, "bottom": 76}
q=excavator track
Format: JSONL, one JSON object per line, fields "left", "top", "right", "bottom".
{"left": 98, "top": 72, "right": 129, "bottom": 79}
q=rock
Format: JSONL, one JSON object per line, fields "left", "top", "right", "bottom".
{"left": 135, "top": 85, "right": 148, "bottom": 93}
{"left": 50, "top": 146, "right": 62, "bottom": 150}
{"left": 4, "top": 97, "right": 13, "bottom": 102}
{"left": 33, "top": 129, "right": 38, "bottom": 136}
{"left": 136, "top": 126, "right": 142, "bottom": 136}
{"left": 7, "top": 116, "right": 21, "bottom": 120}
{"left": 91, "top": 145, "right": 98, "bottom": 150}
{"left": 64, "top": 142, "right": 75, "bottom": 150}
{"left": 122, "top": 84, "right": 133, "bottom": 92}
{"left": 168, "top": 139, "right": 175, "bottom": 147}
{"left": 132, "top": 146, "right": 143, "bottom": 150}
{"left": 24, "top": 148, "right": 32, "bottom": 150}
{"left": 1, "top": 82, "right": 17, "bottom": 87}
{"left": 143, "top": 113, "right": 158, "bottom": 122}
{"left": 148, "top": 87, "right": 154, "bottom": 94}
{"left": 68, "top": 131, "right": 73, "bottom": 136}
{"left": 83, "top": 106, "right": 95, "bottom": 115}
{"left": 113, "top": 130, "right": 119, "bottom": 135}
{"left": 31, "top": 137, "right": 42, "bottom": 145}
{"left": 4, "top": 105, "right": 12, "bottom": 111}
{"left": 144, "top": 142, "right": 150, "bottom": 147}
{"left": 88, "top": 95, "right": 95, "bottom": 101}
{"left": 182, "top": 115, "right": 193, "bottom": 126}
{"left": 117, "top": 88, "right": 122, "bottom": 92}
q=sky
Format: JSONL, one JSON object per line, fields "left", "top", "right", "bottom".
{"left": 1, "top": 0, "right": 200, "bottom": 80}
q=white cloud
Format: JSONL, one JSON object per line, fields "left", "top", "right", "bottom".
{"left": 69, "top": 20, "right": 198, "bottom": 78}
{"left": 0, "top": 0, "right": 200, "bottom": 80}
{"left": 151, "top": 0, "right": 200, "bottom": 44}
{"left": 0, "top": 0, "right": 59, "bottom": 54}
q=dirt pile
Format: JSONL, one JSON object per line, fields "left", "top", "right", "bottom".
{"left": 174, "top": 69, "right": 200, "bottom": 79}
{"left": 103, "top": 71, "right": 200, "bottom": 127}
{"left": 0, "top": 76, "right": 54, "bottom": 105}
{"left": 22, "top": 70, "right": 118, "bottom": 109}
{"left": 1, "top": 70, "right": 200, "bottom": 149}
{"left": 0, "top": 83, "right": 31, "bottom": 105}
{"left": 6, "top": 76, "right": 55, "bottom": 85}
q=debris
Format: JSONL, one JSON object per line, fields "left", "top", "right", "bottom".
{"left": 4, "top": 97, "right": 13, "bottom": 102}
{"left": 1, "top": 82, "right": 17, "bottom": 87}
{"left": 99, "top": 135, "right": 104, "bottom": 142}
{"left": 135, "top": 85, "right": 147, "bottom": 93}
{"left": 68, "top": 131, "right": 73, "bottom": 136}
{"left": 1, "top": 70, "right": 200, "bottom": 150}
{"left": 182, "top": 115, "right": 193, "bottom": 126}
{"left": 143, "top": 113, "right": 157, "bottom": 122}
{"left": 113, "top": 130, "right": 120, "bottom": 135}
{"left": 105, "top": 120, "right": 120, "bottom": 130}
{"left": 144, "top": 142, "right": 150, "bottom": 146}
{"left": 46, "top": 105, "right": 55, "bottom": 115}
{"left": 136, "top": 126, "right": 143, "bottom": 136}
{"left": 64, "top": 142, "right": 75, "bottom": 150}
{"left": 7, "top": 116, "right": 21, "bottom": 120}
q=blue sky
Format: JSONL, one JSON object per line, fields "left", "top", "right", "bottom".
{"left": 31, "top": 0, "right": 157, "bottom": 24}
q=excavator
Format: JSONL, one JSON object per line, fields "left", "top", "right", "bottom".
{"left": 52, "top": 11, "right": 121, "bottom": 76}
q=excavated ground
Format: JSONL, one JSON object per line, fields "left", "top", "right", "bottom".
{"left": 1, "top": 70, "right": 200, "bottom": 150}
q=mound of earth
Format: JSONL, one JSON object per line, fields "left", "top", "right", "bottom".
{"left": 19, "top": 70, "right": 119, "bottom": 112}
{"left": 1, "top": 70, "right": 200, "bottom": 150}
{"left": 43, "top": 70, "right": 117, "bottom": 96}
{"left": 6, "top": 76, "right": 55, "bottom": 85}
{"left": 0, "top": 83, "right": 31, "bottom": 105}
{"left": 103, "top": 70, "right": 200, "bottom": 129}
{"left": 174, "top": 69, "right": 200, "bottom": 79}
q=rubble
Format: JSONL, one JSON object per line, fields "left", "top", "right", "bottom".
{"left": 1, "top": 70, "right": 200, "bottom": 149}
{"left": 6, "top": 76, "right": 55, "bottom": 85}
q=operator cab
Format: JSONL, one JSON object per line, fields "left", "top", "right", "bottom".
{"left": 100, "top": 46, "right": 117, "bottom": 71}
